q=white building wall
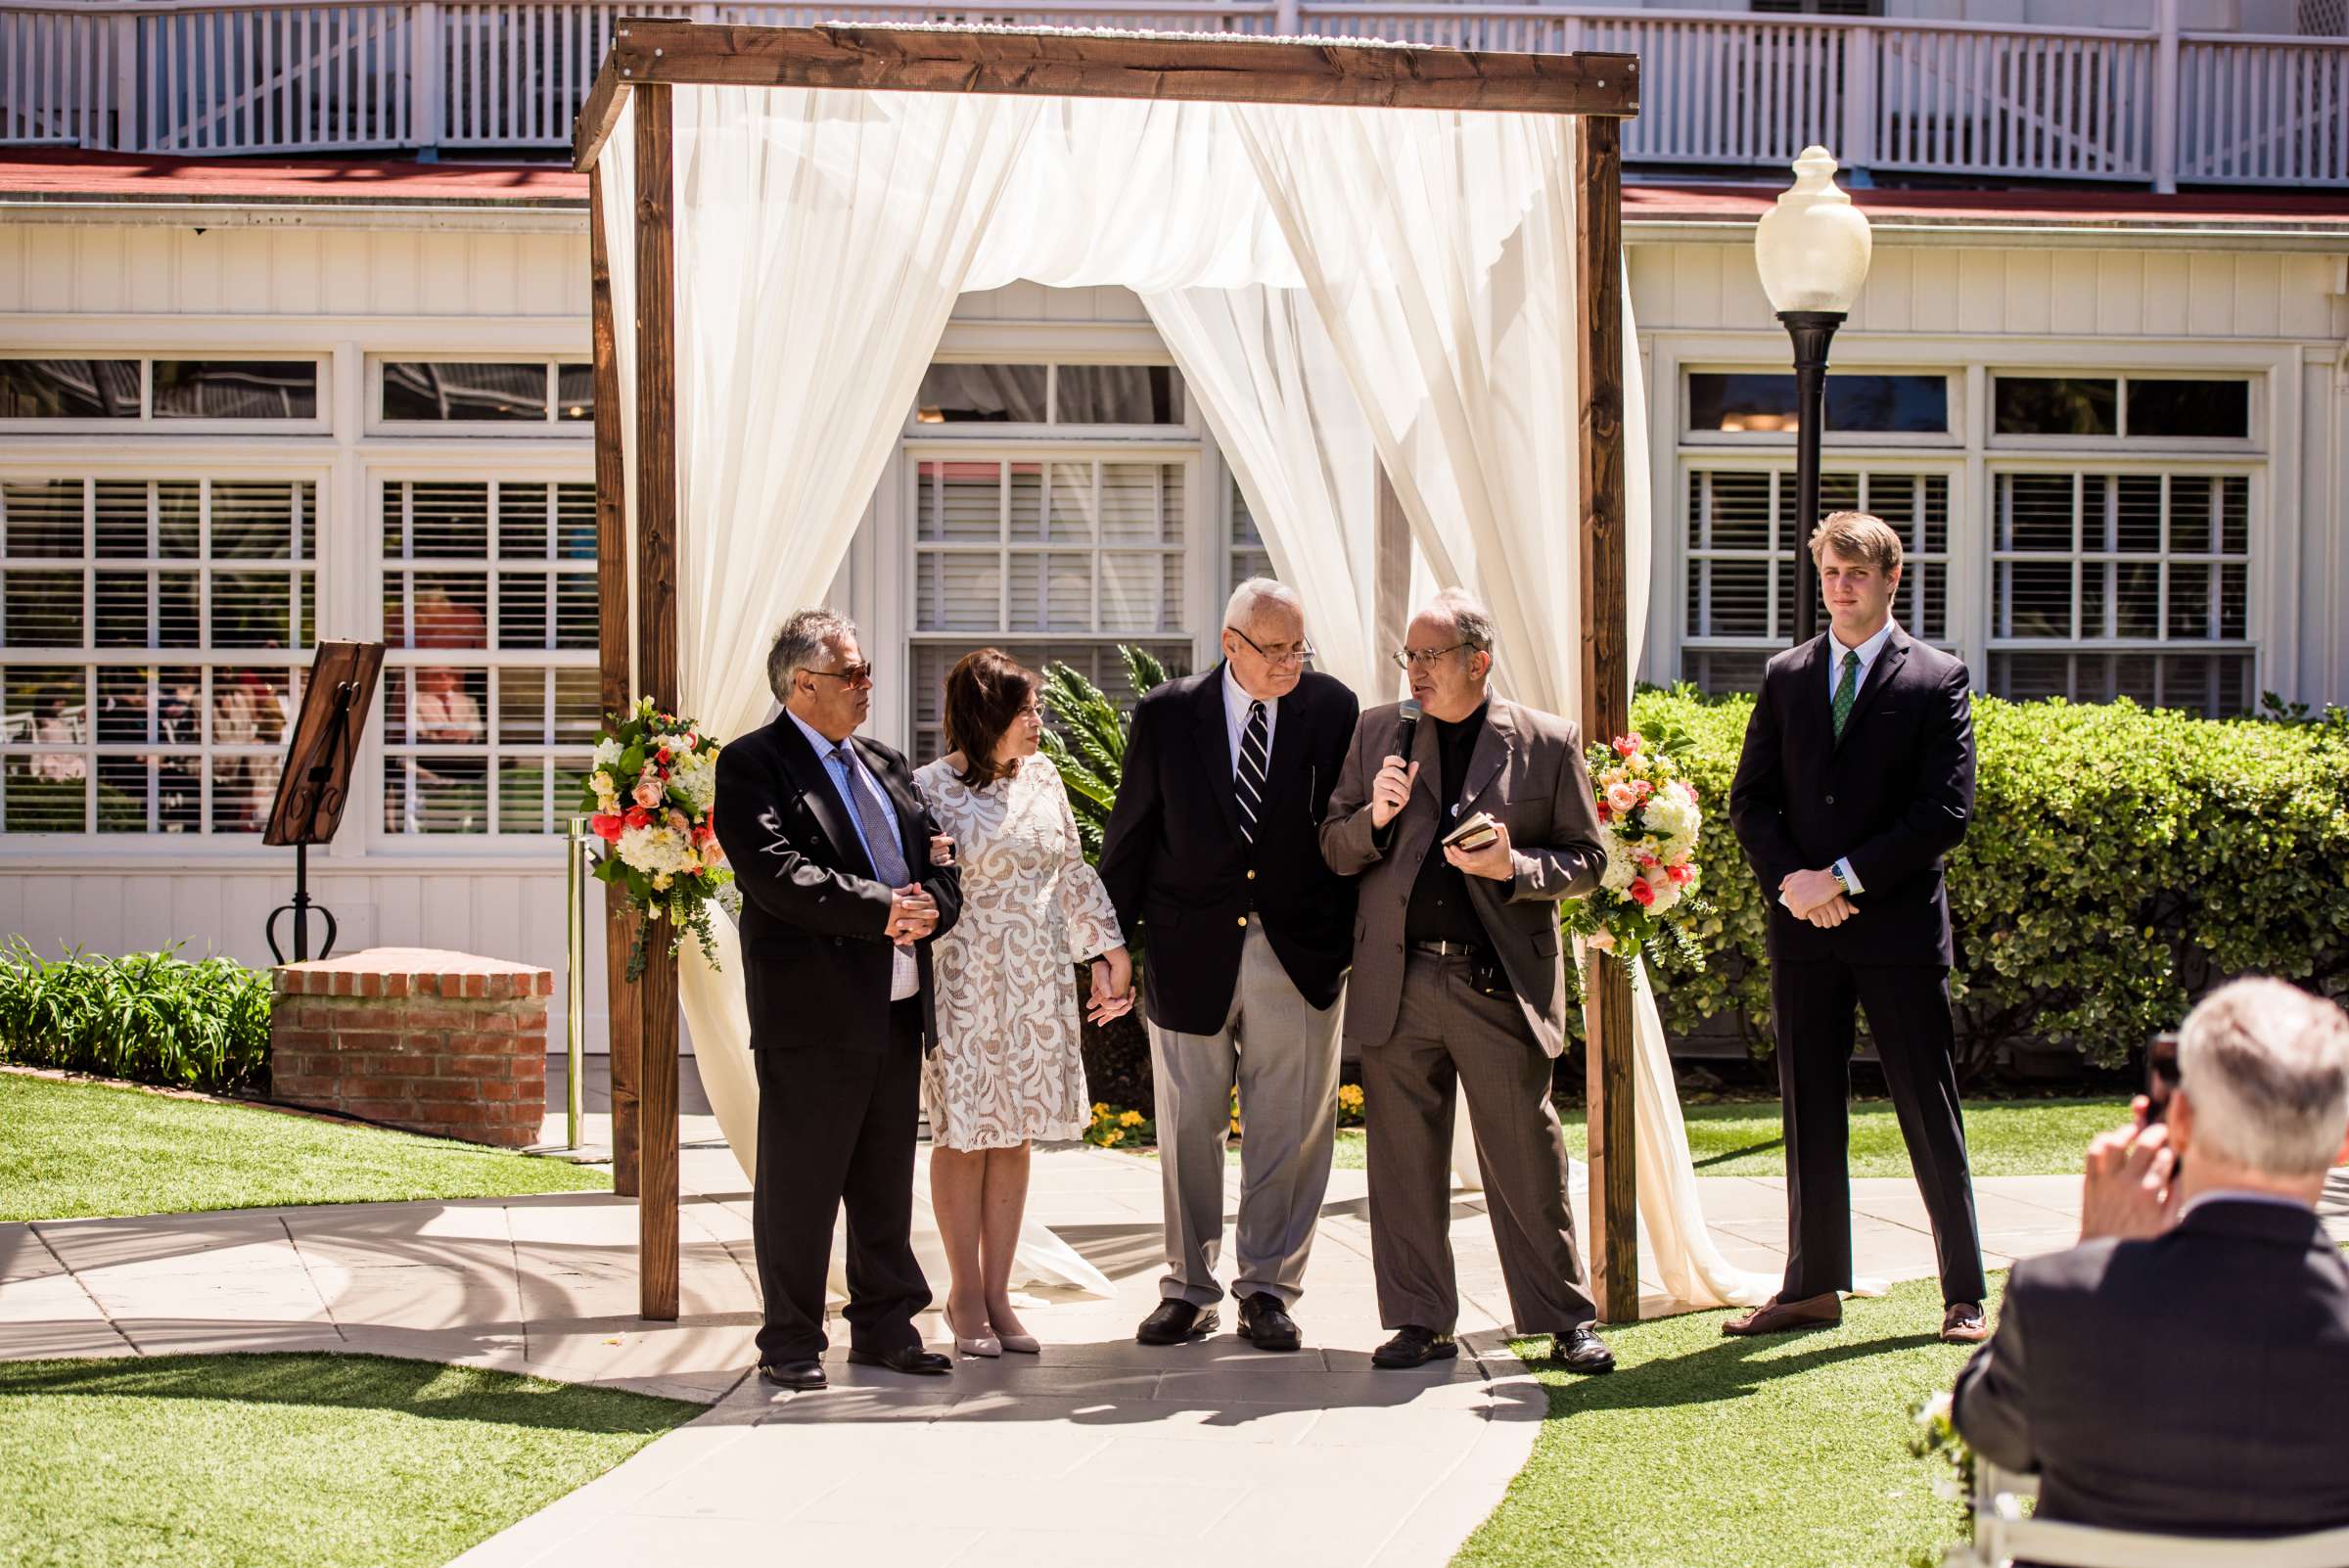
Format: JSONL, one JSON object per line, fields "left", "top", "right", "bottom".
{"left": 2, "top": 209, "right": 2343, "bottom": 1051}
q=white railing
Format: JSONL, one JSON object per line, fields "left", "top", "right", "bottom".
{"left": 1, "top": 1, "right": 2344, "bottom": 188}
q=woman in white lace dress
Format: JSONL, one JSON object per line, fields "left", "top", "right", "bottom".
{"left": 915, "top": 649, "right": 1133, "bottom": 1357}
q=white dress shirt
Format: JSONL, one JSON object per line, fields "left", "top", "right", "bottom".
{"left": 1824, "top": 618, "right": 1899, "bottom": 897}
{"left": 1222, "top": 663, "right": 1278, "bottom": 779}
{"left": 787, "top": 710, "right": 917, "bottom": 1001}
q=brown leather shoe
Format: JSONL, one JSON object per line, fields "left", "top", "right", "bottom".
{"left": 1722, "top": 1291, "right": 1842, "bottom": 1337}
{"left": 1941, "top": 1302, "right": 1990, "bottom": 1344}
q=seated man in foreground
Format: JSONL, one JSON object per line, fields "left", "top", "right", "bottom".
{"left": 1951, "top": 976, "right": 2349, "bottom": 1538}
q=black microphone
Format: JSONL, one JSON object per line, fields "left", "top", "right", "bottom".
{"left": 1394, "top": 698, "right": 1422, "bottom": 765}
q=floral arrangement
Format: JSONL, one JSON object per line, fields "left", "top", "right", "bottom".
{"left": 1336, "top": 1082, "right": 1366, "bottom": 1128}
{"left": 1559, "top": 727, "right": 1711, "bottom": 973}
{"left": 580, "top": 697, "right": 730, "bottom": 980}
{"left": 1083, "top": 1101, "right": 1152, "bottom": 1148}
{"left": 1908, "top": 1390, "right": 1977, "bottom": 1513}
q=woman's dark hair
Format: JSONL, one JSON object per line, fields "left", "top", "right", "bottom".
{"left": 943, "top": 648, "right": 1037, "bottom": 789}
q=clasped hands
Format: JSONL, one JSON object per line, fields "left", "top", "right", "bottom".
{"left": 1779, "top": 867, "right": 1857, "bottom": 929}
{"left": 1368, "top": 754, "right": 1513, "bottom": 881}
{"left": 885, "top": 831, "right": 958, "bottom": 945}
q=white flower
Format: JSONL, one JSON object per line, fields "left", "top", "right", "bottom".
{"left": 594, "top": 737, "right": 624, "bottom": 767}
{"left": 1600, "top": 834, "right": 1638, "bottom": 893}
{"left": 1644, "top": 790, "right": 1700, "bottom": 845}
{"left": 1646, "top": 878, "right": 1681, "bottom": 915}
{"left": 617, "top": 823, "right": 697, "bottom": 881}
{"left": 668, "top": 748, "right": 717, "bottom": 815}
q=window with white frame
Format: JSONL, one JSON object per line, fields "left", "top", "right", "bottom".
{"left": 907, "top": 455, "right": 1192, "bottom": 761}
{"left": 1229, "top": 474, "right": 1274, "bottom": 589}
{"left": 376, "top": 359, "right": 595, "bottom": 429}
{"left": 0, "top": 477, "right": 315, "bottom": 833}
{"left": 1988, "top": 471, "right": 2253, "bottom": 716}
{"left": 1680, "top": 466, "right": 1953, "bottom": 694}
{"left": 380, "top": 479, "right": 598, "bottom": 834}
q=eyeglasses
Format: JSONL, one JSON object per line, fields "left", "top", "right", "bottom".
{"left": 799, "top": 662, "right": 875, "bottom": 687}
{"left": 1226, "top": 625, "right": 1316, "bottom": 669}
{"left": 1392, "top": 642, "right": 1474, "bottom": 671}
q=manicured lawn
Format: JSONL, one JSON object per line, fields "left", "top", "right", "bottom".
{"left": 1456, "top": 1276, "right": 1988, "bottom": 1568}
{"left": 0, "top": 1072, "right": 608, "bottom": 1222}
{"left": 0, "top": 1354, "right": 694, "bottom": 1568}
{"left": 1304, "top": 1095, "right": 2127, "bottom": 1178}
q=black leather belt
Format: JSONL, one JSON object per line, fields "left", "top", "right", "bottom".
{"left": 1409, "top": 938, "right": 1487, "bottom": 959}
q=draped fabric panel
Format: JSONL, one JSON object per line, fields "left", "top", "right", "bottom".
{"left": 595, "top": 85, "right": 1766, "bottom": 1315}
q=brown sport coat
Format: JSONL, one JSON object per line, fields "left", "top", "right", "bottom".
{"left": 1319, "top": 696, "right": 1606, "bottom": 1058}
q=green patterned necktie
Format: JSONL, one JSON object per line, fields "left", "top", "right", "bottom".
{"left": 1831, "top": 648, "right": 1863, "bottom": 740}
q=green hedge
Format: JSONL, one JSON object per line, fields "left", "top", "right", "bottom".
{"left": 1579, "top": 688, "right": 2349, "bottom": 1079}
{"left": 0, "top": 942, "right": 272, "bottom": 1095}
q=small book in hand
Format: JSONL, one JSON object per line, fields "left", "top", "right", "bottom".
{"left": 1441, "top": 810, "right": 1499, "bottom": 852}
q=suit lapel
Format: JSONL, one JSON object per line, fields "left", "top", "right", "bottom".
{"left": 1834, "top": 625, "right": 1911, "bottom": 753}
{"left": 1456, "top": 701, "right": 1515, "bottom": 818}
{"left": 774, "top": 716, "right": 869, "bottom": 875}
{"left": 1192, "top": 666, "right": 1246, "bottom": 843}
{"left": 1794, "top": 634, "right": 1835, "bottom": 755}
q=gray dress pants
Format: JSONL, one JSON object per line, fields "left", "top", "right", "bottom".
{"left": 1359, "top": 949, "right": 1596, "bottom": 1336}
{"left": 1148, "top": 924, "right": 1343, "bottom": 1309}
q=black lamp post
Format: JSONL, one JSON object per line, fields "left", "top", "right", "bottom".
{"left": 1754, "top": 146, "right": 1873, "bottom": 647}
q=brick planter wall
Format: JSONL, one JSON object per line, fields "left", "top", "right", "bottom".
{"left": 271, "top": 947, "right": 551, "bottom": 1148}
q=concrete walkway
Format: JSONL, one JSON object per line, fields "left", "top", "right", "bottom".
{"left": 1, "top": 1106, "right": 2153, "bottom": 1568}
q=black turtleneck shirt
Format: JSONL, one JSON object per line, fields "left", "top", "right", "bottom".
{"left": 1404, "top": 703, "right": 1491, "bottom": 946}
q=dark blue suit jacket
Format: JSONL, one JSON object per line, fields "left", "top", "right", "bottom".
{"left": 1727, "top": 623, "right": 1975, "bottom": 967}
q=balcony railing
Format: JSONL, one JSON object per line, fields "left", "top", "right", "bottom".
{"left": 1, "top": 1, "right": 2344, "bottom": 188}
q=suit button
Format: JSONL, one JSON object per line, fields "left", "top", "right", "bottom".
{"left": 1236, "top": 916, "right": 1248, "bottom": 928}
{"left": 1824, "top": 794, "right": 1836, "bottom": 806}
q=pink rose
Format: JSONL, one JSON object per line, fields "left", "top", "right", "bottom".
{"left": 632, "top": 781, "right": 663, "bottom": 809}
{"left": 1605, "top": 782, "right": 1639, "bottom": 816}
{"left": 1629, "top": 879, "right": 1656, "bottom": 908}
{"left": 1587, "top": 930, "right": 1616, "bottom": 953}
{"left": 1613, "top": 735, "right": 1638, "bottom": 758}
{"left": 589, "top": 813, "right": 623, "bottom": 843}
{"left": 1667, "top": 862, "right": 1694, "bottom": 886}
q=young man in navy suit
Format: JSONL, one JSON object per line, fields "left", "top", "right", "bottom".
{"left": 1726, "top": 512, "right": 1990, "bottom": 1345}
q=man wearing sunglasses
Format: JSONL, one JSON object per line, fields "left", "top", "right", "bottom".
{"left": 713, "top": 607, "right": 963, "bottom": 1392}
{"left": 1100, "top": 578, "right": 1360, "bottom": 1354}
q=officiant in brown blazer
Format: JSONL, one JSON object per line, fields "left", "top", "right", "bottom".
{"left": 1320, "top": 589, "right": 1616, "bottom": 1375}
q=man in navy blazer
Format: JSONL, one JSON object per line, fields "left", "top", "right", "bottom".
{"left": 1726, "top": 511, "right": 1989, "bottom": 1343}
{"left": 1953, "top": 978, "right": 2349, "bottom": 1538}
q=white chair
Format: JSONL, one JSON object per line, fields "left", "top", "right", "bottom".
{"left": 1949, "top": 1461, "right": 2349, "bottom": 1567}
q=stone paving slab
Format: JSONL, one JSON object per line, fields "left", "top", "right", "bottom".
{"left": 1, "top": 1136, "right": 2119, "bottom": 1568}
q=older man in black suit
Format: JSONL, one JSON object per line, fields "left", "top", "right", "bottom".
{"left": 1954, "top": 977, "right": 2349, "bottom": 1538}
{"left": 712, "top": 608, "right": 963, "bottom": 1392}
{"left": 1727, "top": 511, "right": 1989, "bottom": 1343}
{"left": 1099, "top": 579, "right": 1359, "bottom": 1353}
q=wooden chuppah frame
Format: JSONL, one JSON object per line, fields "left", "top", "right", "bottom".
{"left": 574, "top": 21, "right": 1645, "bottom": 1324}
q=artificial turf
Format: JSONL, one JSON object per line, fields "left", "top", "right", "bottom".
{"left": 0, "top": 1353, "right": 694, "bottom": 1568}
{"left": 0, "top": 1072, "right": 609, "bottom": 1222}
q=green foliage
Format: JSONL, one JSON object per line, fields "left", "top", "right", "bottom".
{"left": 1037, "top": 645, "right": 1166, "bottom": 863}
{"left": 0, "top": 941, "right": 271, "bottom": 1094}
{"left": 1571, "top": 685, "right": 2349, "bottom": 1080}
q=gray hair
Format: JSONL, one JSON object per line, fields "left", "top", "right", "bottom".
{"left": 1223, "top": 577, "right": 1302, "bottom": 635}
{"left": 765, "top": 608, "right": 858, "bottom": 704}
{"left": 1421, "top": 588, "right": 1497, "bottom": 657}
{"left": 2177, "top": 977, "right": 2349, "bottom": 1178}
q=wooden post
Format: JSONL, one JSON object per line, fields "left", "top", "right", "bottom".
{"left": 1575, "top": 114, "right": 1638, "bottom": 1325}
{"left": 587, "top": 172, "right": 642, "bottom": 1198}
{"left": 630, "top": 83, "right": 681, "bottom": 1323}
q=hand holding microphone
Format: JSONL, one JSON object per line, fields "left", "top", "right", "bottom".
{"left": 1370, "top": 700, "right": 1422, "bottom": 828}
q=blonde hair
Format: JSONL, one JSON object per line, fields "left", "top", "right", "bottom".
{"left": 2177, "top": 977, "right": 2349, "bottom": 1178}
{"left": 1808, "top": 511, "right": 1904, "bottom": 576}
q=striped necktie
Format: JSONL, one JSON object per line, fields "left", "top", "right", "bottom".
{"left": 1236, "top": 700, "right": 1268, "bottom": 843}
{"left": 1831, "top": 649, "right": 1863, "bottom": 740}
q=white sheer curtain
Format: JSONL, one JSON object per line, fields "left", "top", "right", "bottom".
{"left": 1234, "top": 106, "right": 1770, "bottom": 1312}
{"left": 599, "top": 87, "right": 1769, "bottom": 1317}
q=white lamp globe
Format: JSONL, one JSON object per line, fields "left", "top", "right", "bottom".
{"left": 1754, "top": 146, "right": 1873, "bottom": 315}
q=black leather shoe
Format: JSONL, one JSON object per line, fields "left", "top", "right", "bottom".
{"left": 1370, "top": 1325, "right": 1457, "bottom": 1369}
{"left": 1135, "top": 1300, "right": 1219, "bottom": 1346}
{"left": 1552, "top": 1325, "right": 1615, "bottom": 1374}
{"left": 1236, "top": 1291, "right": 1302, "bottom": 1353}
{"left": 845, "top": 1345, "right": 953, "bottom": 1376}
{"left": 758, "top": 1360, "right": 827, "bottom": 1391}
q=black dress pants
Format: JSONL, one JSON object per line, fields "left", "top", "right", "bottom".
{"left": 1772, "top": 958, "right": 1987, "bottom": 1306}
{"left": 750, "top": 997, "right": 931, "bottom": 1365}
